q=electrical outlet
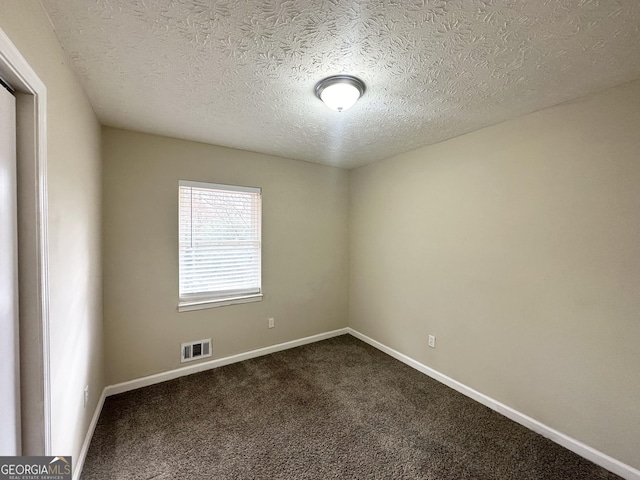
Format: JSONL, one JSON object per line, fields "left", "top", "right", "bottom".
{"left": 428, "top": 335, "right": 436, "bottom": 348}
{"left": 84, "top": 385, "right": 89, "bottom": 408}
{"left": 268, "top": 317, "right": 275, "bottom": 329}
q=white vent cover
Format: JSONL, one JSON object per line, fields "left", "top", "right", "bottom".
{"left": 181, "top": 338, "right": 212, "bottom": 363}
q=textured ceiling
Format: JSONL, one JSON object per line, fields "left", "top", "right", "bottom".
{"left": 40, "top": 0, "right": 640, "bottom": 168}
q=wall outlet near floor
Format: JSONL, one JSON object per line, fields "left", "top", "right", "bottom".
{"left": 84, "top": 385, "right": 89, "bottom": 408}
{"left": 428, "top": 335, "right": 436, "bottom": 348}
{"left": 268, "top": 317, "right": 275, "bottom": 329}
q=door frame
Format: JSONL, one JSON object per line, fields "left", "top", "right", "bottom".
{"left": 0, "top": 27, "right": 51, "bottom": 455}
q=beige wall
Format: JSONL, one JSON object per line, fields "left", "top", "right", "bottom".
{"left": 102, "top": 128, "right": 349, "bottom": 384}
{"left": 0, "top": 0, "right": 103, "bottom": 465}
{"left": 350, "top": 79, "right": 640, "bottom": 469}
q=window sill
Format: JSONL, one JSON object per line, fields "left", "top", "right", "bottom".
{"left": 178, "top": 293, "right": 263, "bottom": 312}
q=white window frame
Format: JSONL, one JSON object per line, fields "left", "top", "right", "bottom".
{"left": 178, "top": 180, "right": 262, "bottom": 312}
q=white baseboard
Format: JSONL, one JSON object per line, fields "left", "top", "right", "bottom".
{"left": 105, "top": 328, "right": 349, "bottom": 396}
{"left": 73, "top": 387, "right": 106, "bottom": 480}
{"left": 347, "top": 328, "right": 640, "bottom": 480}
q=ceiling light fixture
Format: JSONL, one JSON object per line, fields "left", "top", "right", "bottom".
{"left": 314, "top": 75, "right": 366, "bottom": 112}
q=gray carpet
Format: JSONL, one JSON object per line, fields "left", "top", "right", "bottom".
{"left": 82, "top": 335, "right": 621, "bottom": 479}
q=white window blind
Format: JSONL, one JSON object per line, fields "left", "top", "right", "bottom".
{"left": 179, "top": 180, "right": 262, "bottom": 310}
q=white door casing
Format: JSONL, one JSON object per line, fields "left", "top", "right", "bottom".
{"left": 0, "top": 27, "right": 51, "bottom": 455}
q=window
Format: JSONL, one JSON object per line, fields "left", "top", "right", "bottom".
{"left": 178, "top": 180, "right": 262, "bottom": 311}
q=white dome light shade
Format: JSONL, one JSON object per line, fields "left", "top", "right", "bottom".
{"left": 320, "top": 83, "right": 360, "bottom": 111}
{"left": 315, "top": 75, "right": 365, "bottom": 112}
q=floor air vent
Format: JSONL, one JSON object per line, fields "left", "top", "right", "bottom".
{"left": 181, "top": 338, "right": 212, "bottom": 363}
